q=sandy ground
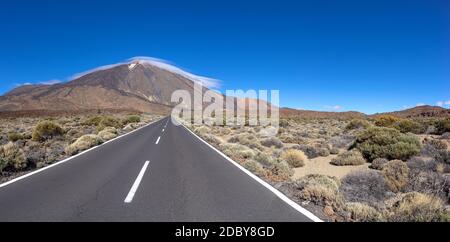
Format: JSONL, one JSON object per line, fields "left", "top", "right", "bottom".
{"left": 293, "top": 154, "right": 371, "bottom": 180}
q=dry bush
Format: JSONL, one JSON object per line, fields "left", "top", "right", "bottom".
{"left": 293, "top": 174, "right": 342, "bottom": 207}
{"left": 0, "top": 157, "right": 7, "bottom": 172}
{"left": 294, "top": 144, "right": 329, "bottom": 159}
{"left": 435, "top": 117, "right": 450, "bottom": 135}
{"left": 281, "top": 149, "right": 307, "bottom": 168}
{"left": 330, "top": 147, "right": 340, "bottom": 155}
{"left": 340, "top": 170, "right": 394, "bottom": 207}
{"left": 260, "top": 137, "right": 284, "bottom": 149}
{"left": 346, "top": 119, "right": 371, "bottom": 130}
{"left": 228, "top": 134, "right": 263, "bottom": 150}
{"left": 382, "top": 160, "right": 410, "bottom": 193}
{"left": 373, "top": 115, "right": 401, "bottom": 127}
{"left": 266, "top": 159, "right": 294, "bottom": 182}
{"left": 98, "top": 127, "right": 118, "bottom": 141}
{"left": 386, "top": 192, "right": 446, "bottom": 222}
{"left": 345, "top": 202, "right": 385, "bottom": 222}
{"left": 65, "top": 134, "right": 103, "bottom": 155}
{"left": 353, "top": 127, "right": 421, "bottom": 162}
{"left": 0, "top": 142, "right": 27, "bottom": 170}
{"left": 406, "top": 157, "right": 449, "bottom": 201}
{"left": 331, "top": 150, "right": 366, "bottom": 166}
{"left": 370, "top": 158, "right": 388, "bottom": 170}
{"left": 8, "top": 132, "right": 24, "bottom": 142}
{"left": 83, "top": 116, "right": 103, "bottom": 126}
{"left": 424, "top": 138, "right": 447, "bottom": 150}
{"left": 241, "top": 159, "right": 266, "bottom": 177}
{"left": 440, "top": 132, "right": 450, "bottom": 140}
{"left": 32, "top": 121, "right": 64, "bottom": 141}
{"left": 330, "top": 135, "right": 355, "bottom": 149}
{"left": 194, "top": 126, "right": 210, "bottom": 136}
{"left": 222, "top": 143, "right": 255, "bottom": 161}
{"left": 122, "top": 115, "right": 141, "bottom": 125}
{"left": 97, "top": 116, "right": 122, "bottom": 131}
{"left": 202, "top": 134, "right": 223, "bottom": 147}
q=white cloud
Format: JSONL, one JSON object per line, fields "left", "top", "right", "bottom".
{"left": 437, "top": 101, "right": 444, "bottom": 107}
{"left": 325, "top": 105, "right": 342, "bottom": 111}
{"left": 39, "top": 79, "right": 62, "bottom": 85}
{"left": 416, "top": 103, "right": 426, "bottom": 107}
{"left": 14, "top": 82, "right": 33, "bottom": 87}
{"left": 445, "top": 100, "right": 450, "bottom": 105}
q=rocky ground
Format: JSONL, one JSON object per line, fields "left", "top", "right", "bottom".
{"left": 187, "top": 116, "right": 450, "bottom": 222}
{"left": 0, "top": 112, "right": 163, "bottom": 183}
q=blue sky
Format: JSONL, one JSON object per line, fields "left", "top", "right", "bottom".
{"left": 0, "top": 0, "right": 449, "bottom": 114}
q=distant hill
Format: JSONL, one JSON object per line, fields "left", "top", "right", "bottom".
{"left": 280, "top": 108, "right": 366, "bottom": 119}
{"left": 371, "top": 105, "right": 450, "bottom": 118}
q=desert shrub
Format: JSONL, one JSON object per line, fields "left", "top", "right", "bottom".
{"left": 222, "top": 144, "right": 255, "bottom": 161}
{"left": 242, "top": 159, "right": 265, "bottom": 176}
{"left": 228, "top": 134, "right": 263, "bottom": 150}
{"left": 252, "top": 152, "right": 274, "bottom": 167}
{"left": 382, "top": 160, "right": 410, "bottom": 193}
{"left": 0, "top": 157, "right": 7, "bottom": 172}
{"left": 220, "top": 127, "right": 232, "bottom": 135}
{"left": 32, "top": 121, "right": 64, "bottom": 141}
{"left": 293, "top": 174, "right": 342, "bottom": 207}
{"left": 202, "top": 134, "right": 223, "bottom": 147}
{"left": 353, "top": 127, "right": 421, "bottom": 162}
{"left": 97, "top": 116, "right": 122, "bottom": 131}
{"left": 331, "top": 150, "right": 366, "bottom": 166}
{"left": 294, "top": 145, "right": 329, "bottom": 159}
{"left": 370, "top": 158, "right": 388, "bottom": 170}
{"left": 83, "top": 116, "right": 103, "bottom": 126}
{"left": 440, "top": 132, "right": 450, "bottom": 140}
{"left": 194, "top": 126, "right": 210, "bottom": 136}
{"left": 340, "top": 170, "right": 394, "bottom": 207}
{"left": 122, "top": 115, "right": 141, "bottom": 125}
{"left": 279, "top": 134, "right": 305, "bottom": 145}
{"left": 435, "top": 117, "right": 450, "bottom": 135}
{"left": 330, "top": 147, "right": 340, "bottom": 155}
{"left": 345, "top": 202, "right": 385, "bottom": 222}
{"left": 386, "top": 192, "right": 445, "bottom": 222}
{"left": 98, "top": 127, "right": 118, "bottom": 141}
{"left": 8, "top": 132, "right": 24, "bottom": 142}
{"left": 346, "top": 119, "right": 371, "bottom": 130}
{"left": 65, "top": 134, "right": 103, "bottom": 155}
{"left": 330, "top": 135, "right": 355, "bottom": 149}
{"left": 281, "top": 149, "right": 307, "bottom": 168}
{"left": 0, "top": 142, "right": 27, "bottom": 170}
{"left": 266, "top": 159, "right": 294, "bottom": 182}
{"left": 260, "top": 137, "right": 284, "bottom": 148}
{"left": 421, "top": 139, "right": 450, "bottom": 164}
{"left": 373, "top": 115, "right": 401, "bottom": 127}
{"left": 424, "top": 138, "right": 447, "bottom": 150}
{"left": 394, "top": 119, "right": 425, "bottom": 134}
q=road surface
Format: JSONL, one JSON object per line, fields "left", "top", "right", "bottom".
{"left": 0, "top": 117, "right": 318, "bottom": 222}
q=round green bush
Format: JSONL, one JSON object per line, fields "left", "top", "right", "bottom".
{"left": 353, "top": 127, "right": 421, "bottom": 162}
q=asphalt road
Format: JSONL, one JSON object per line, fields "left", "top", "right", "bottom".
{"left": 0, "top": 117, "right": 318, "bottom": 222}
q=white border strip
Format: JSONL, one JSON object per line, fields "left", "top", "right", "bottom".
{"left": 0, "top": 117, "right": 165, "bottom": 189}
{"left": 181, "top": 124, "right": 323, "bottom": 222}
{"left": 124, "top": 161, "right": 150, "bottom": 203}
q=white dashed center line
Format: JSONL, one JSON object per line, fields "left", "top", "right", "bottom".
{"left": 124, "top": 161, "right": 150, "bottom": 203}
{"left": 156, "top": 136, "right": 161, "bottom": 144}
